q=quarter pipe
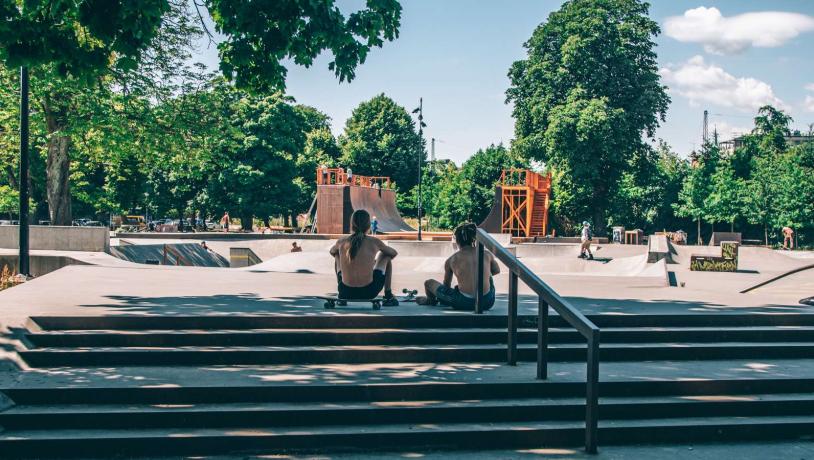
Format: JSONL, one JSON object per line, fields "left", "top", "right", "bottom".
{"left": 316, "top": 185, "right": 414, "bottom": 234}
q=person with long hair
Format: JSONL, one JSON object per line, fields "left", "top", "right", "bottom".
{"left": 417, "top": 222, "right": 499, "bottom": 311}
{"left": 329, "top": 210, "right": 399, "bottom": 304}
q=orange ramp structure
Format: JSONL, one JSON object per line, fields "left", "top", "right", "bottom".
{"left": 479, "top": 169, "right": 551, "bottom": 237}
{"left": 315, "top": 168, "right": 414, "bottom": 234}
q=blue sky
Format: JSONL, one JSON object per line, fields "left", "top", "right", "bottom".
{"left": 192, "top": 1, "right": 814, "bottom": 164}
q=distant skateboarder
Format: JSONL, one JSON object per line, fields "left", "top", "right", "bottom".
{"left": 579, "top": 221, "right": 594, "bottom": 260}
{"left": 291, "top": 242, "right": 303, "bottom": 253}
{"left": 417, "top": 222, "right": 500, "bottom": 311}
{"left": 329, "top": 210, "right": 399, "bottom": 305}
{"left": 371, "top": 216, "right": 379, "bottom": 235}
{"left": 782, "top": 226, "right": 794, "bottom": 250}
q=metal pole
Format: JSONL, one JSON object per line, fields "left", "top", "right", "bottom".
{"left": 537, "top": 297, "right": 549, "bottom": 380}
{"left": 417, "top": 98, "right": 423, "bottom": 241}
{"left": 507, "top": 271, "right": 518, "bottom": 365}
{"left": 18, "top": 67, "right": 30, "bottom": 277}
{"left": 475, "top": 241, "right": 484, "bottom": 314}
{"left": 585, "top": 331, "right": 600, "bottom": 453}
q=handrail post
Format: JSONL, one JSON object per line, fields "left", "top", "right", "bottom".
{"left": 162, "top": 244, "right": 168, "bottom": 265}
{"left": 475, "top": 241, "right": 484, "bottom": 314}
{"left": 507, "top": 271, "right": 518, "bottom": 365}
{"left": 537, "top": 297, "right": 548, "bottom": 380}
{"left": 585, "top": 329, "right": 600, "bottom": 454}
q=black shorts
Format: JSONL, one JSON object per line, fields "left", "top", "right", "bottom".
{"left": 337, "top": 269, "right": 386, "bottom": 299}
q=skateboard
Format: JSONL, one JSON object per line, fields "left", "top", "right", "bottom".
{"left": 318, "top": 289, "right": 418, "bottom": 310}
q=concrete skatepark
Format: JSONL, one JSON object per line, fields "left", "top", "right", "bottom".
{"left": 1, "top": 228, "right": 814, "bottom": 457}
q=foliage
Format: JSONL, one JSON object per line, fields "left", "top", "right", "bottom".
{"left": 339, "top": 94, "right": 424, "bottom": 193}
{"left": 614, "top": 141, "right": 689, "bottom": 233}
{"left": 208, "top": 0, "right": 402, "bottom": 92}
{"left": 507, "top": 0, "right": 669, "bottom": 233}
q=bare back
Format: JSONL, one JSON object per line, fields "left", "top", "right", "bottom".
{"left": 445, "top": 247, "right": 499, "bottom": 296}
{"left": 331, "top": 236, "right": 393, "bottom": 287}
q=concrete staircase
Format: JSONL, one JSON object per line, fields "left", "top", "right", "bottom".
{"left": 3, "top": 314, "right": 814, "bottom": 456}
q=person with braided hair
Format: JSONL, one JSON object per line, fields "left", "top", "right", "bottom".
{"left": 329, "top": 210, "right": 399, "bottom": 305}
{"left": 417, "top": 222, "right": 499, "bottom": 311}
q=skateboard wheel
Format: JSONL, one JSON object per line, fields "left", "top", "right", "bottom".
{"left": 372, "top": 301, "right": 382, "bottom": 310}
{"left": 324, "top": 301, "right": 335, "bottom": 309}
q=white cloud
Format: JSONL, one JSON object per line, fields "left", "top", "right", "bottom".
{"left": 805, "top": 95, "right": 814, "bottom": 112}
{"left": 664, "top": 7, "right": 814, "bottom": 55}
{"left": 659, "top": 56, "right": 785, "bottom": 111}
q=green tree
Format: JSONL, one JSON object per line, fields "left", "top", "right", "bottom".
{"left": 460, "top": 143, "right": 526, "bottom": 224}
{"left": 339, "top": 94, "right": 424, "bottom": 192}
{"left": 613, "top": 141, "right": 689, "bottom": 233}
{"left": 674, "top": 145, "right": 719, "bottom": 244}
{"left": 506, "top": 0, "right": 669, "bottom": 233}
{"left": 203, "top": 88, "right": 305, "bottom": 230}
{"left": 705, "top": 156, "right": 744, "bottom": 232}
{"left": 288, "top": 105, "right": 341, "bottom": 226}
{"left": 1, "top": 0, "right": 402, "bottom": 224}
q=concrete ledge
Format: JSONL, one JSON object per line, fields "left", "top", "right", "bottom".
{"left": 0, "top": 226, "right": 109, "bottom": 252}
{"left": 0, "top": 253, "right": 90, "bottom": 277}
{"left": 647, "top": 235, "right": 675, "bottom": 263}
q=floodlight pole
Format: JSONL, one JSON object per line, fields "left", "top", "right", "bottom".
{"left": 414, "top": 98, "right": 425, "bottom": 241}
{"left": 19, "top": 67, "right": 30, "bottom": 277}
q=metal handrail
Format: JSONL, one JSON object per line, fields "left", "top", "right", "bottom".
{"left": 162, "top": 244, "right": 188, "bottom": 266}
{"left": 474, "top": 229, "right": 600, "bottom": 453}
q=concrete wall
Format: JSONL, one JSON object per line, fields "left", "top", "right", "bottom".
{"left": 0, "top": 254, "right": 90, "bottom": 277}
{"left": 0, "top": 226, "right": 109, "bottom": 252}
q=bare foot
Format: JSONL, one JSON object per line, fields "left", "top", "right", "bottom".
{"left": 416, "top": 296, "right": 436, "bottom": 306}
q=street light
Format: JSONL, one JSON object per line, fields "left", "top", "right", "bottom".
{"left": 19, "top": 67, "right": 30, "bottom": 277}
{"left": 412, "top": 98, "right": 426, "bottom": 241}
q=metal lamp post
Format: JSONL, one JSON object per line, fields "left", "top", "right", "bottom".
{"left": 412, "top": 98, "right": 426, "bottom": 241}
{"left": 19, "top": 67, "right": 30, "bottom": 277}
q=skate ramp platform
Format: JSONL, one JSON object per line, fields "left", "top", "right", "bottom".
{"left": 110, "top": 243, "right": 229, "bottom": 267}
{"left": 316, "top": 185, "right": 414, "bottom": 234}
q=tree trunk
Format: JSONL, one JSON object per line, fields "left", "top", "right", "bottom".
{"left": 263, "top": 216, "right": 270, "bottom": 228}
{"left": 290, "top": 213, "right": 297, "bottom": 230}
{"left": 44, "top": 97, "right": 72, "bottom": 226}
{"left": 697, "top": 218, "right": 701, "bottom": 245}
{"left": 764, "top": 224, "right": 768, "bottom": 246}
{"left": 730, "top": 221, "right": 734, "bottom": 232}
{"left": 283, "top": 214, "right": 290, "bottom": 228}
{"left": 241, "top": 214, "right": 253, "bottom": 231}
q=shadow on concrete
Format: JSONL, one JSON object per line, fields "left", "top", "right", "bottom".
{"left": 71, "top": 291, "right": 814, "bottom": 317}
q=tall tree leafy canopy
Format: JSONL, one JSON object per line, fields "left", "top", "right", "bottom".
{"left": 339, "top": 94, "right": 423, "bottom": 192}
{"left": 0, "top": 0, "right": 401, "bottom": 225}
{"left": 507, "top": 0, "right": 669, "bottom": 232}
{"left": 208, "top": 0, "right": 402, "bottom": 91}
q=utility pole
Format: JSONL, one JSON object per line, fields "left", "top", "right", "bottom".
{"left": 702, "top": 110, "right": 709, "bottom": 145}
{"left": 19, "top": 67, "right": 30, "bottom": 277}
{"left": 412, "top": 98, "right": 426, "bottom": 241}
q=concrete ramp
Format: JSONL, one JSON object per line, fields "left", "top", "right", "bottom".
{"left": 110, "top": 243, "right": 229, "bottom": 267}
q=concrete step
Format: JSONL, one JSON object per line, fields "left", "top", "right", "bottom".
{"left": 6, "top": 377, "right": 814, "bottom": 405}
{"left": 2, "top": 416, "right": 814, "bottom": 457}
{"left": 25, "top": 326, "right": 814, "bottom": 348}
{"left": 4, "top": 394, "right": 814, "bottom": 430}
{"left": 29, "top": 314, "right": 814, "bottom": 331}
{"left": 19, "top": 342, "right": 814, "bottom": 367}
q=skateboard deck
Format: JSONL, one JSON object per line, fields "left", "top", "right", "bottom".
{"left": 318, "top": 289, "right": 418, "bottom": 310}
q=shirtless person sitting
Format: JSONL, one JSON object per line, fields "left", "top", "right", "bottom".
{"left": 417, "top": 222, "right": 499, "bottom": 311}
{"left": 330, "top": 210, "right": 399, "bottom": 306}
